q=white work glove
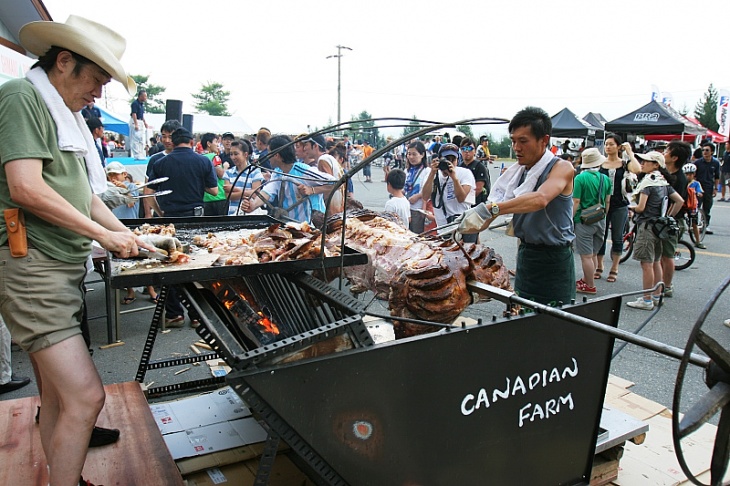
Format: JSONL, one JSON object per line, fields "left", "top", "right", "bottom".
{"left": 99, "top": 186, "right": 135, "bottom": 210}
{"left": 457, "top": 203, "right": 491, "bottom": 234}
{"left": 138, "top": 234, "right": 183, "bottom": 253}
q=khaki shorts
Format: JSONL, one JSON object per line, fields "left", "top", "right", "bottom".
{"left": 0, "top": 248, "right": 85, "bottom": 353}
{"left": 632, "top": 224, "right": 662, "bottom": 263}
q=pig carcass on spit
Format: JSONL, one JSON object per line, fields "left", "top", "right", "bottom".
{"left": 325, "top": 210, "right": 511, "bottom": 337}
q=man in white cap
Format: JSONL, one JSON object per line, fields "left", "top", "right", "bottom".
{"left": 0, "top": 15, "right": 152, "bottom": 486}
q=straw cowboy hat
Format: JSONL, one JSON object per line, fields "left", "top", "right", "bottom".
{"left": 19, "top": 15, "right": 136, "bottom": 94}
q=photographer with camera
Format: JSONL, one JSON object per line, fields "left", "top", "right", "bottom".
{"left": 421, "top": 143, "right": 476, "bottom": 242}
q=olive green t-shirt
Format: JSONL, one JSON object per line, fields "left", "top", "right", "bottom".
{"left": 0, "top": 78, "right": 92, "bottom": 264}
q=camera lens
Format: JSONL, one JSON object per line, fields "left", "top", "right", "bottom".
{"left": 438, "top": 159, "right": 450, "bottom": 171}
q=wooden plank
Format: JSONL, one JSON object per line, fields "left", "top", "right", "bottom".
{"left": 0, "top": 381, "right": 183, "bottom": 486}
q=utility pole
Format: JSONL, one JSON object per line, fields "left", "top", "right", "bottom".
{"left": 326, "top": 45, "right": 352, "bottom": 129}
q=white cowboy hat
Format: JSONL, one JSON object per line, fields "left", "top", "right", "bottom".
{"left": 19, "top": 15, "right": 136, "bottom": 95}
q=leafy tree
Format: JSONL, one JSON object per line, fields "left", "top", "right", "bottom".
{"left": 349, "top": 110, "right": 380, "bottom": 145}
{"left": 490, "top": 135, "right": 513, "bottom": 159}
{"left": 192, "top": 82, "right": 231, "bottom": 116}
{"left": 694, "top": 84, "right": 719, "bottom": 132}
{"left": 457, "top": 125, "right": 475, "bottom": 140}
{"left": 401, "top": 116, "right": 422, "bottom": 139}
{"left": 130, "top": 74, "right": 166, "bottom": 113}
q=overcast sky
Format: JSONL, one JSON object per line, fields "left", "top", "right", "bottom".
{"left": 42, "top": 0, "right": 730, "bottom": 138}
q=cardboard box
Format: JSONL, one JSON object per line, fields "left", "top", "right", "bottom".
{"left": 184, "top": 455, "right": 314, "bottom": 486}
{"left": 150, "top": 387, "right": 267, "bottom": 463}
{"left": 150, "top": 386, "right": 251, "bottom": 435}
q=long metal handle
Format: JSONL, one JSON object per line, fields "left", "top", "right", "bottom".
{"left": 467, "top": 281, "right": 711, "bottom": 369}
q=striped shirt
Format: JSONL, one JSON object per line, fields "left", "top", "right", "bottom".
{"left": 224, "top": 165, "right": 264, "bottom": 215}
{"left": 263, "top": 161, "right": 333, "bottom": 223}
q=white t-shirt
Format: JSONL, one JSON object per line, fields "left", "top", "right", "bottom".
{"left": 431, "top": 167, "right": 476, "bottom": 227}
{"left": 384, "top": 196, "right": 411, "bottom": 228}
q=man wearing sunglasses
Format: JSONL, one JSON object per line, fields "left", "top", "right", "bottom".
{"left": 694, "top": 142, "right": 721, "bottom": 233}
{"left": 459, "top": 137, "right": 490, "bottom": 206}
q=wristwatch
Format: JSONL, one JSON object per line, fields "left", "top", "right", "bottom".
{"left": 489, "top": 202, "right": 500, "bottom": 217}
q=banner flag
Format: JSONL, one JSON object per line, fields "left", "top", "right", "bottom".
{"left": 716, "top": 89, "right": 729, "bottom": 138}
{"left": 651, "top": 85, "right": 660, "bottom": 102}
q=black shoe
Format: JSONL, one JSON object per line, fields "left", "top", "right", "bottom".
{"left": 89, "top": 426, "right": 120, "bottom": 448}
{"left": 35, "top": 406, "right": 119, "bottom": 447}
{"left": 705, "top": 229, "right": 714, "bottom": 235}
{"left": 0, "top": 374, "right": 31, "bottom": 394}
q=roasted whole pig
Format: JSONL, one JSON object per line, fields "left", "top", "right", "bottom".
{"left": 325, "top": 210, "right": 511, "bottom": 336}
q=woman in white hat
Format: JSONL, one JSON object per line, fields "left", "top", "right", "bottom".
{"left": 0, "top": 16, "right": 151, "bottom": 486}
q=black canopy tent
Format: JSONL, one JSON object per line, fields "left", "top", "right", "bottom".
{"left": 551, "top": 107, "right": 599, "bottom": 137}
{"left": 584, "top": 112, "right": 606, "bottom": 131}
{"left": 604, "top": 100, "right": 705, "bottom": 136}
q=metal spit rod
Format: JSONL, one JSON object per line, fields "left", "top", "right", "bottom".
{"left": 467, "top": 281, "right": 711, "bottom": 369}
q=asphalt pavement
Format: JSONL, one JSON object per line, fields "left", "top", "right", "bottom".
{"left": 3, "top": 161, "right": 730, "bottom": 428}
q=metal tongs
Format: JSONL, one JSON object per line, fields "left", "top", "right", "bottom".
{"left": 133, "top": 189, "right": 172, "bottom": 199}
{"left": 136, "top": 247, "right": 170, "bottom": 261}
{"left": 418, "top": 220, "right": 461, "bottom": 239}
{"left": 133, "top": 177, "right": 169, "bottom": 190}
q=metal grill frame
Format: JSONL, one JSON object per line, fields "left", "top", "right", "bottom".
{"left": 185, "top": 273, "right": 372, "bottom": 371}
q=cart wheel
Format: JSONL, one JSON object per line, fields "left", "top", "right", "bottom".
{"left": 672, "top": 275, "right": 730, "bottom": 486}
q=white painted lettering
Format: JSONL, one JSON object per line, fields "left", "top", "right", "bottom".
{"left": 561, "top": 358, "right": 579, "bottom": 379}
{"left": 492, "top": 378, "right": 510, "bottom": 402}
{"left": 476, "top": 388, "right": 490, "bottom": 410}
{"left": 461, "top": 394, "right": 475, "bottom": 416}
{"left": 512, "top": 376, "right": 527, "bottom": 396}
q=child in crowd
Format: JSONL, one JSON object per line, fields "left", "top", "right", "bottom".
{"left": 384, "top": 169, "right": 411, "bottom": 229}
{"left": 683, "top": 163, "right": 705, "bottom": 248}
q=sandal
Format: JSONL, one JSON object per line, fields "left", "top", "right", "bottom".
{"left": 121, "top": 296, "right": 136, "bottom": 305}
{"left": 607, "top": 271, "right": 618, "bottom": 283}
{"left": 594, "top": 268, "right": 603, "bottom": 280}
{"left": 576, "top": 279, "right": 597, "bottom": 295}
{"left": 150, "top": 295, "right": 159, "bottom": 304}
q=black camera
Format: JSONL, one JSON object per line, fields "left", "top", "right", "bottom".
{"left": 438, "top": 158, "right": 451, "bottom": 171}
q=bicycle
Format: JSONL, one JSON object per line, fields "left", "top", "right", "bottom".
{"left": 684, "top": 208, "right": 707, "bottom": 245}
{"left": 619, "top": 217, "right": 695, "bottom": 271}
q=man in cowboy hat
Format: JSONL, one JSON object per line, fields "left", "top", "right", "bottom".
{"left": 0, "top": 15, "right": 152, "bottom": 486}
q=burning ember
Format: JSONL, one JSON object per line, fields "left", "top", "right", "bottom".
{"left": 207, "top": 280, "right": 281, "bottom": 345}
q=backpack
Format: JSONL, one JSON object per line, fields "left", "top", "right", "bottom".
{"left": 682, "top": 184, "right": 698, "bottom": 212}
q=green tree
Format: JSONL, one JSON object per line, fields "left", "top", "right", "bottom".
{"left": 192, "top": 82, "right": 231, "bottom": 116}
{"left": 349, "top": 110, "right": 381, "bottom": 146}
{"left": 694, "top": 84, "right": 719, "bottom": 132}
{"left": 457, "top": 125, "right": 474, "bottom": 140}
{"left": 401, "top": 116, "right": 422, "bottom": 139}
{"left": 130, "top": 74, "right": 166, "bottom": 113}
{"left": 490, "top": 135, "right": 513, "bottom": 159}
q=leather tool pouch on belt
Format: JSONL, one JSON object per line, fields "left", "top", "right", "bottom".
{"left": 4, "top": 208, "right": 28, "bottom": 257}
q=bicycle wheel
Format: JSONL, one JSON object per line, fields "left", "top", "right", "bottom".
{"left": 674, "top": 239, "right": 695, "bottom": 271}
{"left": 619, "top": 230, "right": 634, "bottom": 263}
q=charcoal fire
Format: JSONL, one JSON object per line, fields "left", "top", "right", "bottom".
{"left": 209, "top": 281, "right": 280, "bottom": 346}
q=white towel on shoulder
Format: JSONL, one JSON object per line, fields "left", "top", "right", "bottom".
{"left": 26, "top": 67, "right": 107, "bottom": 194}
{"left": 488, "top": 149, "right": 555, "bottom": 203}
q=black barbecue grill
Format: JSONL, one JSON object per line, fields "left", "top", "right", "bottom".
{"left": 108, "top": 215, "right": 369, "bottom": 398}
{"left": 108, "top": 215, "right": 729, "bottom": 485}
